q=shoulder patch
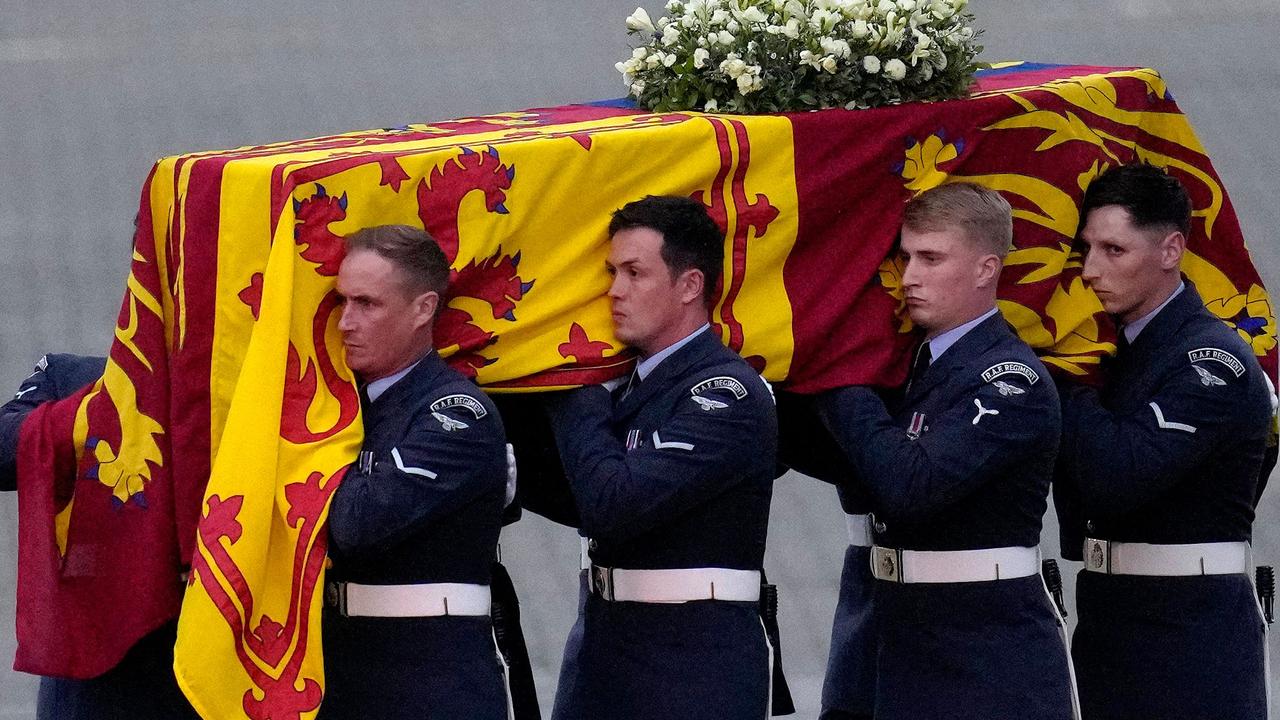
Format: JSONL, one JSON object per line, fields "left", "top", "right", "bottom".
{"left": 429, "top": 393, "right": 488, "bottom": 419}
{"left": 991, "top": 380, "right": 1026, "bottom": 396}
{"left": 1192, "top": 364, "right": 1226, "bottom": 387}
{"left": 690, "top": 376, "right": 748, "bottom": 399}
{"left": 981, "top": 362, "right": 1040, "bottom": 386}
{"left": 1188, "top": 348, "right": 1244, "bottom": 378}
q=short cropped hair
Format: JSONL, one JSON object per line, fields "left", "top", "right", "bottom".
{"left": 608, "top": 195, "right": 724, "bottom": 305}
{"left": 1080, "top": 163, "right": 1192, "bottom": 239}
{"left": 344, "top": 225, "right": 450, "bottom": 297}
{"left": 902, "top": 182, "right": 1013, "bottom": 258}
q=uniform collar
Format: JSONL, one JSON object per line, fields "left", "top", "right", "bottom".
{"left": 364, "top": 351, "right": 443, "bottom": 405}
{"left": 365, "top": 360, "right": 420, "bottom": 403}
{"left": 906, "top": 311, "right": 1013, "bottom": 402}
{"left": 636, "top": 324, "right": 710, "bottom": 381}
{"left": 615, "top": 327, "right": 724, "bottom": 419}
{"left": 1122, "top": 281, "right": 1185, "bottom": 344}
{"left": 1122, "top": 279, "right": 1204, "bottom": 354}
{"left": 925, "top": 307, "right": 1000, "bottom": 364}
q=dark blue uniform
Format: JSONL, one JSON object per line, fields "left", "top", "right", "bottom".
{"left": 320, "top": 351, "right": 512, "bottom": 720}
{"left": 1054, "top": 283, "right": 1272, "bottom": 720}
{"left": 544, "top": 329, "right": 776, "bottom": 720}
{"left": 2, "top": 353, "right": 200, "bottom": 720}
{"left": 775, "top": 392, "right": 875, "bottom": 720}
{"left": 816, "top": 314, "right": 1075, "bottom": 720}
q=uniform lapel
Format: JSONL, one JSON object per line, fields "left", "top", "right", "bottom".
{"left": 613, "top": 330, "right": 721, "bottom": 423}
{"left": 904, "top": 314, "right": 1007, "bottom": 405}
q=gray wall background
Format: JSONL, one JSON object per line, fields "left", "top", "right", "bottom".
{"left": 1, "top": 1, "right": 1277, "bottom": 717}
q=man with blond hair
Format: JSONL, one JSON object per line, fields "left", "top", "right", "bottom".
{"left": 813, "top": 182, "right": 1077, "bottom": 720}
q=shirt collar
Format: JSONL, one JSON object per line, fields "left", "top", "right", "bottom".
{"left": 1122, "top": 281, "right": 1185, "bottom": 344}
{"left": 636, "top": 324, "right": 710, "bottom": 381}
{"left": 926, "top": 307, "right": 999, "bottom": 362}
{"left": 364, "top": 355, "right": 427, "bottom": 403}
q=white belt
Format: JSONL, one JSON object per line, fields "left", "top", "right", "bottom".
{"left": 870, "top": 545, "right": 1039, "bottom": 583}
{"left": 588, "top": 565, "right": 761, "bottom": 603}
{"left": 846, "top": 513, "right": 872, "bottom": 548}
{"left": 1082, "top": 539, "right": 1251, "bottom": 576}
{"left": 327, "top": 581, "right": 491, "bottom": 617}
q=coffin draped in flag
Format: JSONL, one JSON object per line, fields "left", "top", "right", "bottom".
{"left": 12, "top": 63, "right": 1276, "bottom": 719}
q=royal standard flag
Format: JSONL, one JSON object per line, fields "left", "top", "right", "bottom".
{"left": 12, "top": 64, "right": 1275, "bottom": 719}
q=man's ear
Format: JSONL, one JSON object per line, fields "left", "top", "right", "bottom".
{"left": 413, "top": 291, "right": 440, "bottom": 330}
{"left": 1159, "top": 230, "right": 1186, "bottom": 271}
{"left": 677, "top": 268, "right": 705, "bottom": 306}
{"left": 975, "top": 253, "right": 1002, "bottom": 289}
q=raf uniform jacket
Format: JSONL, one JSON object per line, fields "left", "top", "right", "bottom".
{"left": 544, "top": 328, "right": 777, "bottom": 720}
{"left": 2, "top": 354, "right": 200, "bottom": 720}
{"left": 319, "top": 351, "right": 511, "bottom": 720}
{"left": 1054, "top": 282, "right": 1272, "bottom": 720}
{"left": 815, "top": 313, "right": 1075, "bottom": 720}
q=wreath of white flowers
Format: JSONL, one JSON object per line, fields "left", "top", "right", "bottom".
{"left": 617, "top": 0, "right": 983, "bottom": 113}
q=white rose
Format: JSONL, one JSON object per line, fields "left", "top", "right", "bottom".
{"left": 741, "top": 6, "right": 768, "bottom": 23}
{"left": 720, "top": 54, "right": 747, "bottom": 77}
{"left": 821, "top": 55, "right": 839, "bottom": 73}
{"left": 704, "top": 98, "right": 719, "bottom": 111}
{"left": 727, "top": 19, "right": 740, "bottom": 32}
{"left": 626, "top": 7, "right": 657, "bottom": 34}
{"left": 862, "top": 54, "right": 881, "bottom": 73}
{"left": 662, "top": 52, "right": 678, "bottom": 66}
{"left": 711, "top": 8, "right": 730, "bottom": 24}
{"left": 662, "top": 24, "right": 682, "bottom": 45}
{"left": 682, "top": 15, "right": 698, "bottom": 28}
{"left": 630, "top": 80, "right": 646, "bottom": 95}
{"left": 717, "top": 30, "right": 735, "bottom": 44}
{"left": 884, "top": 57, "right": 907, "bottom": 80}
{"left": 645, "top": 53, "right": 662, "bottom": 68}
{"left": 851, "top": 18, "right": 870, "bottom": 37}
{"left": 632, "top": 47, "right": 649, "bottom": 59}
{"left": 693, "top": 47, "right": 711, "bottom": 68}
{"left": 782, "top": 17, "right": 801, "bottom": 38}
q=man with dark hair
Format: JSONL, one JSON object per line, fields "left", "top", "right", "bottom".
{"left": 543, "top": 195, "right": 778, "bottom": 719}
{"left": 1055, "top": 163, "right": 1274, "bottom": 720}
{"left": 810, "top": 182, "right": 1076, "bottom": 719}
{"left": 319, "top": 224, "right": 516, "bottom": 719}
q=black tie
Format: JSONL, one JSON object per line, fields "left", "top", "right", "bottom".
{"left": 906, "top": 340, "right": 931, "bottom": 394}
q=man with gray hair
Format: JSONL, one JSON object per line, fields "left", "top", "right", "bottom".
{"left": 810, "top": 182, "right": 1077, "bottom": 719}
{"left": 319, "top": 225, "right": 518, "bottom": 719}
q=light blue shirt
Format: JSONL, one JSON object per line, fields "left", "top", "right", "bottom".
{"left": 365, "top": 355, "right": 426, "bottom": 402}
{"left": 636, "top": 324, "right": 711, "bottom": 380}
{"left": 926, "top": 307, "right": 1000, "bottom": 363}
{"left": 1123, "top": 281, "right": 1185, "bottom": 343}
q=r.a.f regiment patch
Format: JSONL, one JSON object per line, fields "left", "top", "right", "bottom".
{"left": 690, "top": 376, "right": 748, "bottom": 399}
{"left": 1188, "top": 348, "right": 1245, "bottom": 378}
{"left": 981, "top": 362, "right": 1040, "bottom": 386}
{"left": 430, "top": 393, "right": 488, "bottom": 419}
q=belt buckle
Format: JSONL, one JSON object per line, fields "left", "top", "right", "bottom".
{"left": 872, "top": 546, "right": 903, "bottom": 583}
{"left": 1085, "top": 538, "right": 1111, "bottom": 574}
{"left": 325, "top": 581, "right": 349, "bottom": 616}
{"left": 591, "top": 565, "right": 614, "bottom": 601}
